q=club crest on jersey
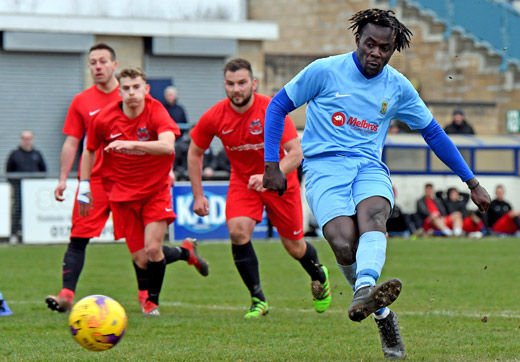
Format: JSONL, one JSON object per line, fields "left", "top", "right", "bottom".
{"left": 250, "top": 119, "right": 263, "bottom": 135}
{"left": 380, "top": 99, "right": 389, "bottom": 115}
{"left": 137, "top": 127, "right": 150, "bottom": 141}
{"left": 332, "top": 112, "right": 346, "bottom": 126}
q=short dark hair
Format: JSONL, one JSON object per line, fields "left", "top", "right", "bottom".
{"left": 425, "top": 183, "right": 433, "bottom": 188}
{"left": 89, "top": 43, "right": 116, "bottom": 60}
{"left": 453, "top": 109, "right": 464, "bottom": 116}
{"left": 117, "top": 67, "right": 147, "bottom": 82}
{"left": 349, "top": 8, "right": 413, "bottom": 52}
{"left": 223, "top": 58, "right": 253, "bottom": 77}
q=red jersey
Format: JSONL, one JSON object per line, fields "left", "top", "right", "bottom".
{"left": 86, "top": 97, "right": 180, "bottom": 201}
{"left": 191, "top": 93, "right": 299, "bottom": 185}
{"left": 63, "top": 85, "right": 121, "bottom": 177}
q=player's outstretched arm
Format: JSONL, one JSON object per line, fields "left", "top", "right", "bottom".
{"left": 55, "top": 135, "right": 80, "bottom": 201}
{"left": 420, "top": 119, "right": 491, "bottom": 212}
{"left": 104, "top": 131, "right": 175, "bottom": 155}
{"left": 187, "top": 142, "right": 209, "bottom": 216}
{"left": 78, "top": 150, "right": 95, "bottom": 217}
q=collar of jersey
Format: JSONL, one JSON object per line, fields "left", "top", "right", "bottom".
{"left": 352, "top": 51, "right": 383, "bottom": 80}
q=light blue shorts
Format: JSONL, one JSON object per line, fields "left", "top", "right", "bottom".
{"left": 303, "top": 155, "right": 394, "bottom": 229}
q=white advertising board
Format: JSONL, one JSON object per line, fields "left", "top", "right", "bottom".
{"left": 0, "top": 183, "right": 10, "bottom": 237}
{"left": 21, "top": 179, "right": 118, "bottom": 244}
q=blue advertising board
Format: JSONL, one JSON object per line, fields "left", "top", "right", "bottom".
{"left": 170, "top": 181, "right": 277, "bottom": 241}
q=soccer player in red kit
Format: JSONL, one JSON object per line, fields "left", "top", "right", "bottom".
{"left": 46, "top": 46, "right": 206, "bottom": 313}
{"left": 78, "top": 67, "right": 206, "bottom": 315}
{"left": 188, "top": 58, "right": 331, "bottom": 318}
{"left": 46, "top": 43, "right": 121, "bottom": 312}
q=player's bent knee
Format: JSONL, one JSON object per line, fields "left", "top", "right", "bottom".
{"left": 281, "top": 237, "right": 306, "bottom": 259}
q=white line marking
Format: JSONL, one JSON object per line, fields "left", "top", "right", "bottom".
{"left": 16, "top": 300, "right": 520, "bottom": 318}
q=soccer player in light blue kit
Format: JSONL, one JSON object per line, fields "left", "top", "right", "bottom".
{"left": 263, "top": 8, "right": 491, "bottom": 360}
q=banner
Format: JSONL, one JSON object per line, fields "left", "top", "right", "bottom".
{"left": 171, "top": 181, "right": 277, "bottom": 241}
{"left": 21, "top": 179, "right": 118, "bottom": 244}
{"left": 0, "top": 183, "right": 10, "bottom": 237}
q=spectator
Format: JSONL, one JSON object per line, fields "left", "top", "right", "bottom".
{"left": 174, "top": 130, "right": 219, "bottom": 181}
{"left": 386, "top": 185, "right": 419, "bottom": 238}
{"left": 444, "top": 109, "right": 475, "bottom": 135}
{"left": 5, "top": 130, "right": 47, "bottom": 244}
{"left": 416, "top": 183, "right": 463, "bottom": 236}
{"left": 442, "top": 187, "right": 470, "bottom": 217}
{"left": 485, "top": 184, "right": 520, "bottom": 235}
{"left": 441, "top": 187, "right": 485, "bottom": 237}
{"left": 163, "top": 86, "right": 188, "bottom": 137}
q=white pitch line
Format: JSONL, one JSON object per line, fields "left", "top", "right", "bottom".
{"left": 12, "top": 300, "right": 520, "bottom": 319}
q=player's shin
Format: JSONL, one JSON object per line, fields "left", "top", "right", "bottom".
{"left": 354, "top": 231, "right": 386, "bottom": 291}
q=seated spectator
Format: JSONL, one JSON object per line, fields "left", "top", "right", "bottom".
{"left": 442, "top": 187, "right": 470, "bottom": 217}
{"left": 174, "top": 130, "right": 229, "bottom": 181}
{"left": 444, "top": 109, "right": 475, "bottom": 135}
{"left": 416, "top": 183, "right": 463, "bottom": 236}
{"left": 213, "top": 148, "right": 231, "bottom": 174}
{"left": 440, "top": 187, "right": 485, "bottom": 236}
{"left": 462, "top": 210, "right": 485, "bottom": 237}
{"left": 386, "top": 185, "right": 420, "bottom": 238}
{"left": 485, "top": 184, "right": 520, "bottom": 235}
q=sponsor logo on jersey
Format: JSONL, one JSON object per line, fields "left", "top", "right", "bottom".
{"left": 89, "top": 109, "right": 101, "bottom": 116}
{"left": 222, "top": 129, "right": 234, "bottom": 135}
{"left": 226, "top": 143, "right": 264, "bottom": 152}
{"left": 250, "top": 119, "right": 263, "bottom": 135}
{"left": 332, "top": 112, "right": 346, "bottom": 126}
{"left": 346, "top": 117, "right": 379, "bottom": 132}
{"left": 137, "top": 127, "right": 150, "bottom": 141}
{"left": 380, "top": 98, "right": 389, "bottom": 115}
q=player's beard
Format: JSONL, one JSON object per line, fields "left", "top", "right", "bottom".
{"left": 228, "top": 88, "right": 253, "bottom": 108}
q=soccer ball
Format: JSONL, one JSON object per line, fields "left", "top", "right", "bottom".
{"left": 68, "top": 295, "right": 127, "bottom": 352}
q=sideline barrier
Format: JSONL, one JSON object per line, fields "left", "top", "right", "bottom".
{"left": 170, "top": 181, "right": 277, "bottom": 241}
{"left": 0, "top": 183, "right": 10, "bottom": 237}
{"left": 18, "top": 179, "right": 276, "bottom": 243}
{"left": 21, "top": 179, "right": 116, "bottom": 244}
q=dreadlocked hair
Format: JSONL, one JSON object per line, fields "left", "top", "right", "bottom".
{"left": 348, "top": 8, "right": 413, "bottom": 52}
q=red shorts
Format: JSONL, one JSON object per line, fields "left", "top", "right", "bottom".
{"left": 109, "top": 190, "right": 176, "bottom": 253}
{"left": 462, "top": 216, "right": 484, "bottom": 233}
{"left": 71, "top": 177, "right": 112, "bottom": 238}
{"left": 423, "top": 214, "right": 453, "bottom": 231}
{"left": 492, "top": 213, "right": 518, "bottom": 234}
{"left": 225, "top": 180, "right": 304, "bottom": 240}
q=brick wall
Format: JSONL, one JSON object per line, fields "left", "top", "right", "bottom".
{"left": 248, "top": 0, "right": 520, "bottom": 134}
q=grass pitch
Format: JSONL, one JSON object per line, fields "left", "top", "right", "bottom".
{"left": 0, "top": 237, "right": 519, "bottom": 361}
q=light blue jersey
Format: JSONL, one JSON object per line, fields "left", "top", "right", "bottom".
{"left": 285, "top": 52, "right": 432, "bottom": 162}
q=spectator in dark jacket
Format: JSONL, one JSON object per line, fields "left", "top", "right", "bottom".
{"left": 444, "top": 109, "right": 475, "bottom": 135}
{"left": 163, "top": 86, "right": 189, "bottom": 137}
{"left": 485, "top": 184, "right": 520, "bottom": 235}
{"left": 6, "top": 130, "right": 47, "bottom": 243}
{"left": 440, "top": 187, "right": 485, "bottom": 236}
{"left": 416, "top": 183, "right": 463, "bottom": 236}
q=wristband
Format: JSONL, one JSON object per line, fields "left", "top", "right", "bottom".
{"left": 469, "top": 182, "right": 480, "bottom": 190}
{"left": 77, "top": 180, "right": 91, "bottom": 204}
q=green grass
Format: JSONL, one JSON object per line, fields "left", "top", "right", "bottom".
{"left": 1, "top": 237, "right": 519, "bottom": 361}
